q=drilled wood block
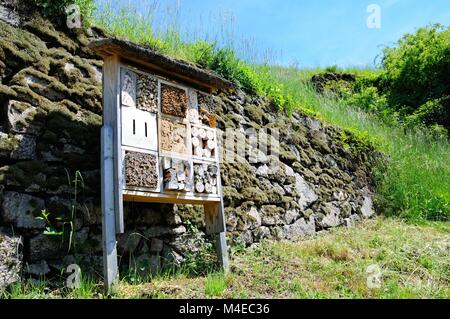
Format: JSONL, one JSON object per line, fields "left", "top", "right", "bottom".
{"left": 124, "top": 151, "right": 159, "bottom": 189}
{"left": 161, "top": 83, "right": 188, "bottom": 118}
{"left": 160, "top": 118, "right": 188, "bottom": 154}
{"left": 137, "top": 74, "right": 158, "bottom": 112}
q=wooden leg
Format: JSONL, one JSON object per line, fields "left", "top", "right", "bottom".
{"left": 101, "top": 125, "right": 119, "bottom": 293}
{"left": 204, "top": 201, "right": 229, "bottom": 272}
{"left": 215, "top": 232, "right": 229, "bottom": 273}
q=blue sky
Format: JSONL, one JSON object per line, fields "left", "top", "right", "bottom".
{"left": 97, "top": 0, "right": 450, "bottom": 68}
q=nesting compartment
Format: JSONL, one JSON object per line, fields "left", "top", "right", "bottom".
{"left": 124, "top": 150, "right": 159, "bottom": 190}
{"left": 160, "top": 83, "right": 188, "bottom": 118}
{"left": 193, "top": 162, "right": 218, "bottom": 194}
{"left": 121, "top": 68, "right": 136, "bottom": 107}
{"left": 161, "top": 156, "right": 192, "bottom": 192}
{"left": 160, "top": 117, "right": 188, "bottom": 155}
{"left": 191, "top": 125, "right": 216, "bottom": 160}
{"left": 137, "top": 73, "right": 158, "bottom": 112}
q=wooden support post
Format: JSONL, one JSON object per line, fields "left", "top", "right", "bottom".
{"left": 103, "top": 54, "right": 124, "bottom": 234}
{"left": 204, "top": 197, "right": 229, "bottom": 272}
{"left": 215, "top": 231, "right": 229, "bottom": 272}
{"left": 101, "top": 125, "right": 119, "bottom": 293}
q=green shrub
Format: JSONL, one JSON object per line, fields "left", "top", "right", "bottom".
{"left": 405, "top": 96, "right": 449, "bottom": 130}
{"left": 345, "top": 86, "right": 388, "bottom": 114}
{"left": 32, "top": 0, "right": 95, "bottom": 24}
{"left": 379, "top": 24, "right": 450, "bottom": 128}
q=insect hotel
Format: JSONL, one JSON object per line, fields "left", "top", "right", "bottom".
{"left": 89, "top": 38, "right": 233, "bottom": 291}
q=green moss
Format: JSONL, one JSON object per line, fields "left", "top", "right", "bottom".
{"left": 0, "top": 84, "right": 17, "bottom": 98}
{"left": 261, "top": 205, "right": 284, "bottom": 218}
{"left": 24, "top": 17, "right": 78, "bottom": 53}
{"left": 245, "top": 104, "right": 264, "bottom": 124}
{"left": 176, "top": 204, "right": 205, "bottom": 227}
{"left": 222, "top": 186, "right": 244, "bottom": 207}
{"left": 0, "top": 135, "right": 19, "bottom": 152}
{"left": 5, "top": 161, "right": 48, "bottom": 187}
{"left": 241, "top": 187, "right": 268, "bottom": 204}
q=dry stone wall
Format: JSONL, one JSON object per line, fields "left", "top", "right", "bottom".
{"left": 0, "top": 10, "right": 379, "bottom": 281}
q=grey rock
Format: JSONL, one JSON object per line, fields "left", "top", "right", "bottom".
{"left": 26, "top": 260, "right": 50, "bottom": 276}
{"left": 294, "top": 173, "right": 318, "bottom": 209}
{"left": 305, "top": 117, "right": 322, "bottom": 131}
{"left": 344, "top": 214, "right": 361, "bottom": 228}
{"left": 0, "top": 5, "right": 20, "bottom": 26}
{"left": 256, "top": 164, "right": 269, "bottom": 177}
{"left": 256, "top": 150, "right": 269, "bottom": 164}
{"left": 283, "top": 215, "right": 316, "bottom": 240}
{"left": 253, "top": 226, "right": 271, "bottom": 241}
{"left": 322, "top": 203, "right": 341, "bottom": 227}
{"left": 165, "top": 212, "right": 182, "bottom": 225}
{"left": 29, "top": 234, "right": 63, "bottom": 262}
{"left": 260, "top": 205, "right": 283, "bottom": 226}
{"left": 324, "top": 154, "right": 337, "bottom": 167}
{"left": 62, "top": 144, "right": 85, "bottom": 155}
{"left": 150, "top": 238, "right": 163, "bottom": 252}
{"left": 270, "top": 226, "right": 285, "bottom": 240}
{"left": 117, "top": 232, "right": 141, "bottom": 254}
{"left": 272, "top": 183, "right": 286, "bottom": 196}
{"left": 10, "top": 134, "right": 36, "bottom": 160}
{"left": 75, "top": 227, "right": 89, "bottom": 243}
{"left": 6, "top": 100, "right": 41, "bottom": 134}
{"left": 285, "top": 165, "right": 295, "bottom": 177}
{"left": 143, "top": 225, "right": 186, "bottom": 238}
{"left": 169, "top": 231, "right": 206, "bottom": 255}
{"left": 241, "top": 206, "right": 261, "bottom": 230}
{"left": 285, "top": 209, "right": 300, "bottom": 224}
{"left": 360, "top": 196, "right": 375, "bottom": 218}
{"left": 1, "top": 192, "right": 45, "bottom": 229}
{"left": 239, "top": 230, "right": 253, "bottom": 246}
{"left": 161, "top": 246, "right": 183, "bottom": 268}
{"left": 0, "top": 230, "right": 22, "bottom": 290}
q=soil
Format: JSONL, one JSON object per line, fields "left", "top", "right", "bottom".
{"left": 161, "top": 83, "right": 188, "bottom": 118}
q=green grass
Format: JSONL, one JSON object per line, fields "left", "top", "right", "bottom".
{"left": 205, "top": 272, "right": 228, "bottom": 297}
{"left": 268, "top": 66, "right": 449, "bottom": 222}
{"left": 3, "top": 218, "right": 448, "bottom": 299}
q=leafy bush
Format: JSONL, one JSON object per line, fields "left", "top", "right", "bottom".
{"left": 379, "top": 24, "right": 450, "bottom": 129}
{"left": 31, "top": 0, "right": 95, "bottom": 24}
{"left": 345, "top": 86, "right": 388, "bottom": 114}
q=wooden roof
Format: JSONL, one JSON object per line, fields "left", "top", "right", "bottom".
{"left": 89, "top": 38, "right": 235, "bottom": 92}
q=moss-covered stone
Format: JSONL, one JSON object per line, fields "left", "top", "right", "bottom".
{"left": 241, "top": 187, "right": 268, "bottom": 205}
{"left": 24, "top": 17, "right": 78, "bottom": 53}
{"left": 244, "top": 104, "right": 264, "bottom": 124}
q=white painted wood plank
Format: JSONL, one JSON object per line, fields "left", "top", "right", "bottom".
{"left": 101, "top": 125, "right": 119, "bottom": 293}
{"left": 103, "top": 55, "right": 124, "bottom": 234}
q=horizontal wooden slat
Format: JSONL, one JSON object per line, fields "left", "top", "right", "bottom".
{"left": 123, "top": 191, "right": 220, "bottom": 205}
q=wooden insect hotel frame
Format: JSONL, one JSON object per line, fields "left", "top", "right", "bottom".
{"left": 89, "top": 38, "right": 234, "bottom": 292}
